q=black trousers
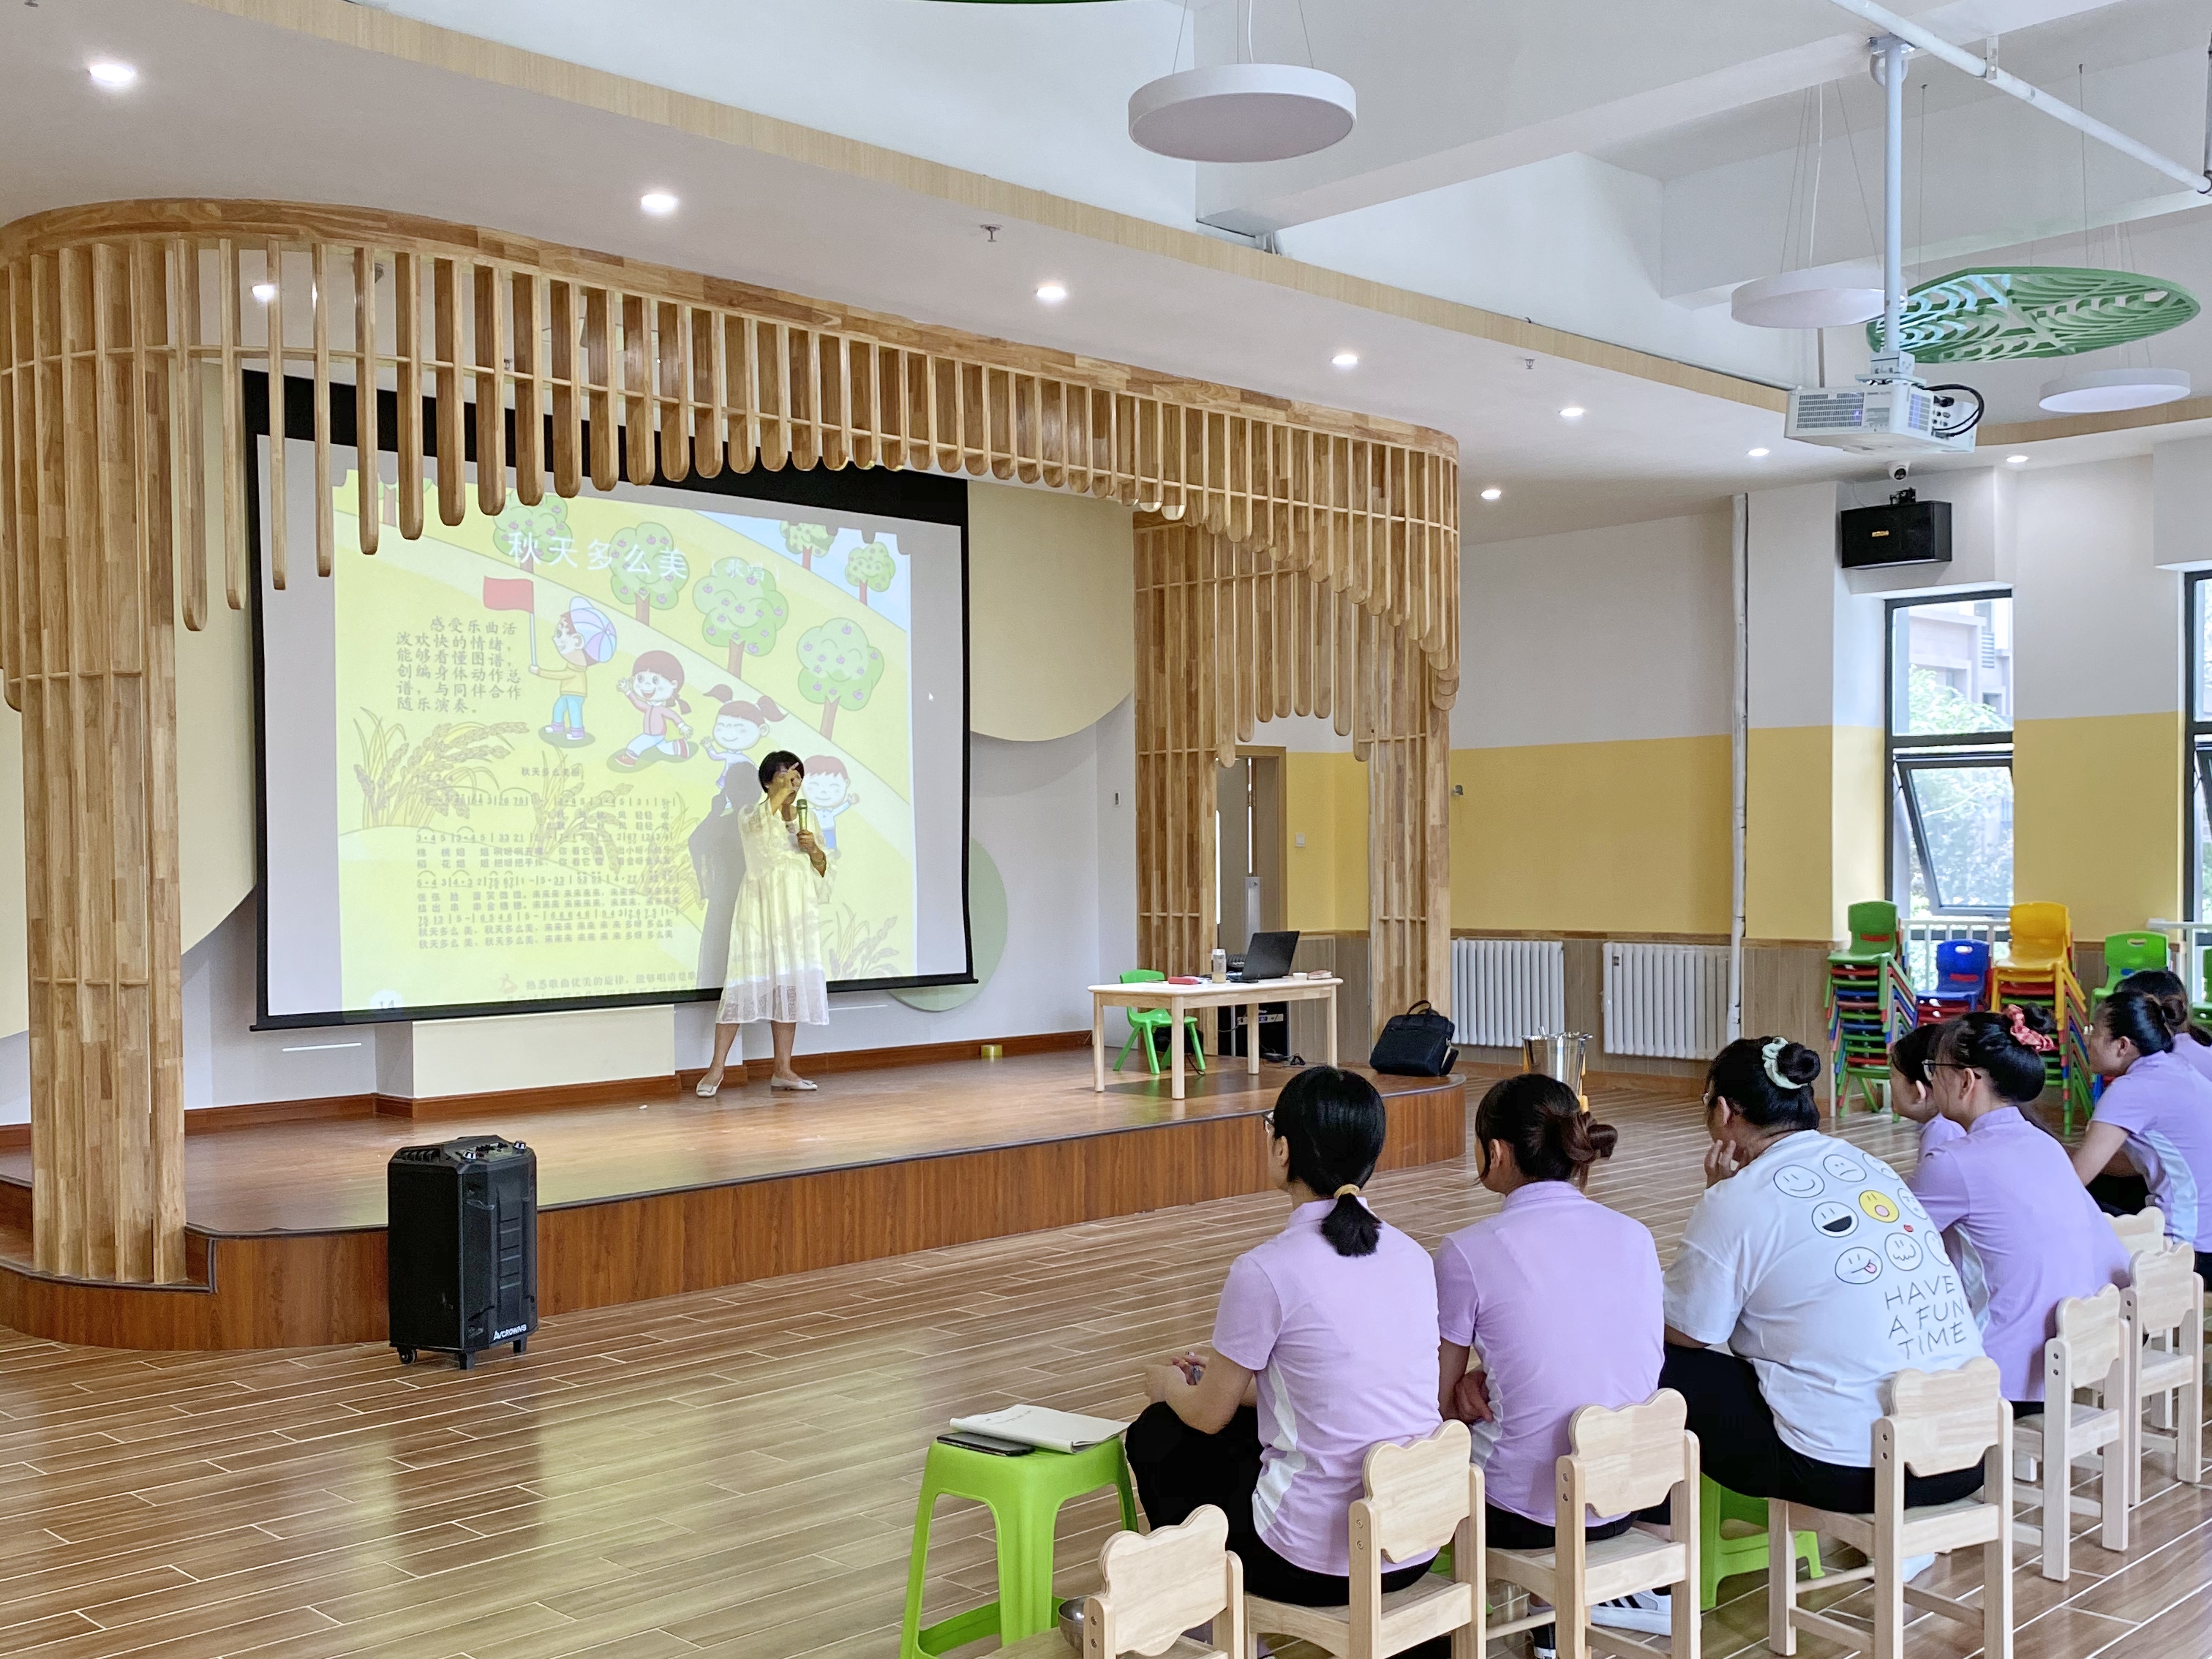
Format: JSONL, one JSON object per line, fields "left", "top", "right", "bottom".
{"left": 1652, "top": 1348, "right": 1984, "bottom": 1519}
{"left": 2088, "top": 1172, "right": 2150, "bottom": 1217}
{"left": 1126, "top": 1402, "right": 1446, "bottom": 1652}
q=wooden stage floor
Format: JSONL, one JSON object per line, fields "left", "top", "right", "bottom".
{"left": 0, "top": 1054, "right": 1464, "bottom": 1350}
{"left": 4, "top": 1073, "right": 2208, "bottom": 1659}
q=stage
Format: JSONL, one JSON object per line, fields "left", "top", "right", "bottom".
{"left": 0, "top": 1051, "right": 1464, "bottom": 1350}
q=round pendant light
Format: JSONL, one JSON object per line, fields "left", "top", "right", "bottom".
{"left": 1128, "top": 63, "right": 1355, "bottom": 163}
{"left": 2036, "top": 366, "right": 2192, "bottom": 413}
{"left": 1730, "top": 266, "right": 1885, "bottom": 329}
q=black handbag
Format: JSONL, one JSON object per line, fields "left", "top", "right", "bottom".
{"left": 1369, "top": 1000, "right": 1458, "bottom": 1077}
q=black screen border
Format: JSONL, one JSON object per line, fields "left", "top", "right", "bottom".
{"left": 245, "top": 370, "right": 974, "bottom": 1031}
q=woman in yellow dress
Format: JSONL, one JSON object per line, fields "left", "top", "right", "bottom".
{"left": 696, "top": 751, "right": 830, "bottom": 1095}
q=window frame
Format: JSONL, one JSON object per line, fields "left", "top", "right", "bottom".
{"left": 2186, "top": 571, "right": 2212, "bottom": 923}
{"left": 1884, "top": 588, "right": 2015, "bottom": 919}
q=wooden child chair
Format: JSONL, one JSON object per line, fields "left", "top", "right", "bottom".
{"left": 1768, "top": 1357, "right": 2013, "bottom": 1659}
{"left": 2123, "top": 1239, "right": 2205, "bottom": 1507}
{"left": 1001, "top": 1505, "right": 1246, "bottom": 1659}
{"left": 1484, "top": 1388, "right": 1701, "bottom": 1659}
{"left": 2108, "top": 1208, "right": 2166, "bottom": 1258}
{"left": 2012, "top": 1284, "right": 2129, "bottom": 1581}
{"left": 1243, "top": 1419, "right": 1483, "bottom": 1659}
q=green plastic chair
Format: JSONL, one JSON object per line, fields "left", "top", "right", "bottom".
{"left": 1112, "top": 969, "right": 1205, "bottom": 1076}
{"left": 1829, "top": 900, "right": 1900, "bottom": 966}
{"left": 898, "top": 1435, "right": 1137, "bottom": 1657}
{"left": 2092, "top": 931, "right": 2170, "bottom": 1007}
{"left": 1700, "top": 1475, "right": 1823, "bottom": 1610}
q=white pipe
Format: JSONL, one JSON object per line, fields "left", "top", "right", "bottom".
{"left": 1881, "top": 33, "right": 1906, "bottom": 360}
{"left": 1728, "top": 492, "right": 1748, "bottom": 1046}
{"left": 1832, "top": 0, "right": 2212, "bottom": 194}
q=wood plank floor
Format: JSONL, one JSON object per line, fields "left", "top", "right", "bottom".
{"left": 1, "top": 1073, "right": 2207, "bottom": 1659}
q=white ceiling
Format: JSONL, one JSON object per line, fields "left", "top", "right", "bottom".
{"left": 5, "top": 0, "right": 2211, "bottom": 544}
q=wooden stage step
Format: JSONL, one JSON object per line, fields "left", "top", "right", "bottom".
{"left": 0, "top": 1053, "right": 1463, "bottom": 1351}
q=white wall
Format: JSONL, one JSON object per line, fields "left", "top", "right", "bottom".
{"left": 1453, "top": 508, "right": 1734, "bottom": 749}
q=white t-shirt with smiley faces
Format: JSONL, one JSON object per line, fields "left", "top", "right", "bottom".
{"left": 1664, "top": 1130, "right": 1985, "bottom": 1467}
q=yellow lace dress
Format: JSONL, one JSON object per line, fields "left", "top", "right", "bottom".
{"left": 717, "top": 797, "right": 830, "bottom": 1025}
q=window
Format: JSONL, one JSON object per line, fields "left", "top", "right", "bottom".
{"left": 1888, "top": 593, "right": 2014, "bottom": 917}
{"left": 2186, "top": 574, "right": 2212, "bottom": 922}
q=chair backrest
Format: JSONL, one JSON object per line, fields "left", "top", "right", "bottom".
{"left": 2126, "top": 1239, "right": 2201, "bottom": 1335}
{"left": 2109, "top": 1208, "right": 2167, "bottom": 1257}
{"left": 1361, "top": 1418, "right": 1475, "bottom": 1565}
{"left": 1883, "top": 1357, "right": 2004, "bottom": 1477}
{"left": 1935, "top": 938, "right": 1990, "bottom": 982}
{"left": 2052, "top": 1283, "right": 2129, "bottom": 1386}
{"left": 2007, "top": 903, "right": 2072, "bottom": 966}
{"left": 1847, "top": 900, "right": 1899, "bottom": 952}
{"left": 1563, "top": 1388, "right": 1693, "bottom": 1519}
{"left": 1086, "top": 1504, "right": 1241, "bottom": 1659}
{"left": 2104, "top": 932, "right": 2170, "bottom": 978}
{"left": 1119, "top": 969, "right": 1166, "bottom": 984}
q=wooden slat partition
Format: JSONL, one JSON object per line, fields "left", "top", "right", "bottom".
{"left": 0, "top": 199, "right": 1459, "bottom": 1284}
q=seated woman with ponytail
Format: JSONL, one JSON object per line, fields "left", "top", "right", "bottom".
{"left": 1128, "top": 1066, "right": 1445, "bottom": 1612}
{"left": 2074, "top": 985, "right": 2212, "bottom": 1276}
{"left": 1663, "top": 1037, "right": 1986, "bottom": 1538}
{"left": 1434, "top": 1074, "right": 1663, "bottom": 1640}
{"left": 1911, "top": 1007, "right": 2127, "bottom": 1411}
{"left": 2115, "top": 969, "right": 2212, "bottom": 1088}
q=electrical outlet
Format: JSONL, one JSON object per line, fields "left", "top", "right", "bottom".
{"left": 1294, "top": 833, "right": 1306, "bottom": 849}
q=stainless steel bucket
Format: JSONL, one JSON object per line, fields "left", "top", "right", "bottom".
{"left": 1521, "top": 1032, "right": 1592, "bottom": 1096}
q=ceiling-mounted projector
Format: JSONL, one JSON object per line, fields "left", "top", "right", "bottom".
{"left": 1783, "top": 356, "right": 1978, "bottom": 456}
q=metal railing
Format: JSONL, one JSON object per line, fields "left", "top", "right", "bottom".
{"left": 1899, "top": 917, "right": 2008, "bottom": 996}
{"left": 2149, "top": 921, "right": 2212, "bottom": 1006}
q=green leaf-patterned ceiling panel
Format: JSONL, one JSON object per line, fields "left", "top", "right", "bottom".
{"left": 1866, "top": 266, "right": 2200, "bottom": 363}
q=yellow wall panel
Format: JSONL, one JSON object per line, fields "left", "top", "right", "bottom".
{"left": 1746, "top": 726, "right": 1834, "bottom": 944}
{"left": 1284, "top": 750, "right": 1369, "bottom": 933}
{"left": 2014, "top": 712, "right": 2181, "bottom": 941}
{"left": 1451, "top": 737, "right": 1731, "bottom": 936}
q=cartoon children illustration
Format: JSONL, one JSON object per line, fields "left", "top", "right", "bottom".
{"left": 610, "top": 649, "right": 694, "bottom": 770}
{"left": 800, "top": 756, "right": 859, "bottom": 852}
{"left": 701, "top": 687, "right": 789, "bottom": 811}
{"left": 531, "top": 598, "right": 615, "bottom": 747}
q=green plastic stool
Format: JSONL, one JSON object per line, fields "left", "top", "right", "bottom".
{"left": 1700, "top": 1475, "right": 1821, "bottom": 1610}
{"left": 898, "top": 1435, "right": 1139, "bottom": 1657}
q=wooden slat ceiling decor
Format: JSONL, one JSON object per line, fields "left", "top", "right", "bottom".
{"left": 0, "top": 199, "right": 1459, "bottom": 1282}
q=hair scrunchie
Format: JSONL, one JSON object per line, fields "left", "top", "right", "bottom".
{"left": 1333, "top": 1184, "right": 1361, "bottom": 1199}
{"left": 1761, "top": 1037, "right": 1797, "bottom": 1092}
{"left": 2004, "top": 1004, "right": 2057, "bottom": 1053}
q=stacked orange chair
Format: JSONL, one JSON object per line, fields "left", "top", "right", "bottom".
{"left": 1989, "top": 902, "right": 2091, "bottom": 1131}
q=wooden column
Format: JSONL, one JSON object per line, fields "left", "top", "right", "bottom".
{"left": 0, "top": 241, "right": 187, "bottom": 1282}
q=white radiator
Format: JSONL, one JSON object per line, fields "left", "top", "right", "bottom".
{"left": 1450, "top": 938, "right": 1567, "bottom": 1047}
{"left": 1603, "top": 943, "right": 1732, "bottom": 1061}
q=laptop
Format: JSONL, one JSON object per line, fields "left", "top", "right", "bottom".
{"left": 1230, "top": 930, "right": 1299, "bottom": 983}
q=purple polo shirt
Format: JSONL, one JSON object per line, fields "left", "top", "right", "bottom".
{"left": 2172, "top": 1034, "right": 2212, "bottom": 1089}
{"left": 1434, "top": 1182, "right": 1663, "bottom": 1524}
{"left": 1910, "top": 1107, "right": 2129, "bottom": 1400}
{"left": 2091, "top": 1050, "right": 2212, "bottom": 1250}
{"left": 1212, "top": 1200, "right": 1443, "bottom": 1576}
{"left": 1919, "top": 1114, "right": 1965, "bottom": 1162}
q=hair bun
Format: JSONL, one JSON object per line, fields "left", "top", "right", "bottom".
{"left": 2010, "top": 1002, "right": 2058, "bottom": 1039}
{"left": 1778, "top": 1041, "right": 1822, "bottom": 1089}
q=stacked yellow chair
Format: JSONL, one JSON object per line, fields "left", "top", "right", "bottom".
{"left": 1988, "top": 903, "right": 2092, "bottom": 1132}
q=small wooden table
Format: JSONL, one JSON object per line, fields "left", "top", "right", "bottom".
{"left": 1088, "top": 976, "right": 1342, "bottom": 1101}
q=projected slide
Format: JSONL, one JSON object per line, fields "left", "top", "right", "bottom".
{"left": 257, "top": 439, "right": 968, "bottom": 1023}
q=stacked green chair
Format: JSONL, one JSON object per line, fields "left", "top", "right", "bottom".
{"left": 1827, "top": 901, "right": 1916, "bottom": 1116}
{"left": 1111, "top": 969, "right": 1206, "bottom": 1076}
{"left": 2200, "top": 947, "right": 2212, "bottom": 1028}
{"left": 2091, "top": 931, "right": 2170, "bottom": 1009}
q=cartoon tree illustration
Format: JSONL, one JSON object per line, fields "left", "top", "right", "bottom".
{"left": 605, "top": 522, "right": 689, "bottom": 625}
{"left": 794, "top": 619, "right": 884, "bottom": 741}
{"left": 491, "top": 497, "right": 571, "bottom": 572}
{"left": 844, "top": 539, "right": 896, "bottom": 609}
{"left": 782, "top": 521, "right": 834, "bottom": 574}
{"left": 691, "top": 557, "right": 790, "bottom": 673}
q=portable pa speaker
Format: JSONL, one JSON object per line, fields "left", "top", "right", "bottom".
{"left": 387, "top": 1135, "right": 538, "bottom": 1370}
{"left": 1840, "top": 493, "right": 1952, "bottom": 569}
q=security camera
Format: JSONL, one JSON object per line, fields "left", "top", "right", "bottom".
{"left": 1887, "top": 462, "right": 1911, "bottom": 481}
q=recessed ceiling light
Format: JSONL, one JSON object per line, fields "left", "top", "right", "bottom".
{"left": 1035, "top": 282, "right": 1068, "bottom": 304}
{"left": 1748, "top": 446, "right": 1770, "bottom": 458}
{"left": 88, "top": 61, "right": 138, "bottom": 90}
{"left": 2005, "top": 454, "right": 2030, "bottom": 464}
{"left": 1331, "top": 351, "right": 1359, "bottom": 369}
{"left": 252, "top": 282, "right": 278, "bottom": 304}
{"left": 1479, "top": 486, "right": 1502, "bottom": 502}
{"left": 1558, "top": 405, "right": 1585, "bottom": 420}
{"left": 639, "top": 191, "right": 678, "bottom": 216}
